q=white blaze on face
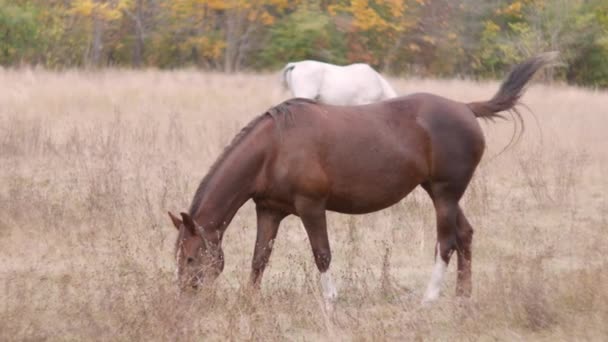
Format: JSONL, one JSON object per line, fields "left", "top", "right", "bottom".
{"left": 423, "top": 243, "right": 448, "bottom": 303}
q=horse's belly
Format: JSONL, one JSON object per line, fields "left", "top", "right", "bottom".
{"left": 325, "top": 162, "right": 424, "bottom": 214}
{"left": 326, "top": 185, "right": 417, "bottom": 214}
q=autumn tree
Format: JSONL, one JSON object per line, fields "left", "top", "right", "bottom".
{"left": 163, "top": 0, "right": 292, "bottom": 71}
{"left": 2, "top": 0, "right": 608, "bottom": 88}
{"left": 69, "top": 0, "right": 132, "bottom": 67}
{"left": 403, "top": 0, "right": 466, "bottom": 76}
{"left": 257, "top": 1, "right": 347, "bottom": 68}
{"left": 327, "top": 0, "right": 418, "bottom": 71}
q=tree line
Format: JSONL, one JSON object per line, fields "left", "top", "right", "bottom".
{"left": 2, "top": 0, "right": 608, "bottom": 87}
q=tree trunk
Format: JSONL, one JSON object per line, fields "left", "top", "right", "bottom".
{"left": 223, "top": 10, "right": 238, "bottom": 72}
{"left": 235, "top": 25, "right": 256, "bottom": 72}
{"left": 224, "top": 8, "right": 248, "bottom": 73}
{"left": 131, "top": 0, "right": 145, "bottom": 67}
{"left": 90, "top": 15, "right": 105, "bottom": 67}
{"left": 383, "top": 34, "right": 406, "bottom": 75}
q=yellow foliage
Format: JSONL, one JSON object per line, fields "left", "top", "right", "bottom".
{"left": 268, "top": 0, "right": 290, "bottom": 8}
{"left": 169, "top": 0, "right": 288, "bottom": 21}
{"left": 259, "top": 11, "right": 275, "bottom": 25}
{"left": 179, "top": 36, "right": 226, "bottom": 60}
{"left": 70, "top": 0, "right": 95, "bottom": 16}
{"left": 329, "top": 0, "right": 408, "bottom": 32}
{"left": 422, "top": 35, "right": 436, "bottom": 45}
{"left": 204, "top": 39, "right": 226, "bottom": 60}
{"left": 69, "top": 0, "right": 130, "bottom": 21}
{"left": 408, "top": 43, "right": 421, "bottom": 52}
{"left": 504, "top": 1, "right": 523, "bottom": 15}
{"left": 207, "top": 0, "right": 231, "bottom": 10}
{"left": 495, "top": 0, "right": 540, "bottom": 18}
{"left": 484, "top": 20, "right": 501, "bottom": 34}
{"left": 352, "top": 0, "right": 386, "bottom": 30}
{"left": 377, "top": 0, "right": 406, "bottom": 18}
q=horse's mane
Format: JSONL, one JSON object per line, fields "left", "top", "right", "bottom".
{"left": 188, "top": 98, "right": 316, "bottom": 216}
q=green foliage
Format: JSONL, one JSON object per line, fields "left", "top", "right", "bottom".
{"left": 256, "top": 5, "right": 347, "bottom": 68}
{"left": 470, "top": 0, "right": 608, "bottom": 87}
{"left": 0, "top": 1, "right": 39, "bottom": 64}
{"left": 568, "top": 41, "right": 608, "bottom": 88}
{"left": 37, "top": 5, "right": 89, "bottom": 68}
{"left": 566, "top": 0, "right": 608, "bottom": 87}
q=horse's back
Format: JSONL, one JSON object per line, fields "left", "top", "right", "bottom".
{"left": 280, "top": 94, "right": 485, "bottom": 186}
{"left": 319, "top": 63, "right": 387, "bottom": 105}
{"left": 283, "top": 60, "right": 395, "bottom": 105}
{"left": 282, "top": 61, "right": 322, "bottom": 99}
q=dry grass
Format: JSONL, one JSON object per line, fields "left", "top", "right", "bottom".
{"left": 1, "top": 68, "right": 607, "bottom": 341}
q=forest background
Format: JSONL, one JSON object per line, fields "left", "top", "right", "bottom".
{"left": 2, "top": 0, "right": 608, "bottom": 87}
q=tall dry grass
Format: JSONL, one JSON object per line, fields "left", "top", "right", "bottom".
{"left": 1, "top": 69, "right": 607, "bottom": 341}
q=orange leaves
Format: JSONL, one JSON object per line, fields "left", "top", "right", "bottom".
{"left": 169, "top": 0, "right": 288, "bottom": 25}
{"left": 206, "top": 0, "right": 232, "bottom": 10}
{"left": 164, "top": 0, "right": 292, "bottom": 69}
{"left": 389, "top": 0, "right": 407, "bottom": 18}
{"left": 500, "top": 1, "right": 523, "bottom": 16}
{"left": 329, "top": 0, "right": 408, "bottom": 32}
{"left": 495, "top": 0, "right": 540, "bottom": 18}
{"left": 326, "top": 0, "right": 423, "bottom": 67}
{"left": 351, "top": 0, "right": 388, "bottom": 30}
{"left": 184, "top": 36, "right": 226, "bottom": 59}
{"left": 377, "top": 0, "right": 407, "bottom": 18}
{"left": 249, "top": 10, "right": 276, "bottom": 25}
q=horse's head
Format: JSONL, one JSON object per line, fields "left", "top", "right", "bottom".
{"left": 168, "top": 212, "right": 224, "bottom": 291}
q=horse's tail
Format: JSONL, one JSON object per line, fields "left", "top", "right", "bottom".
{"left": 467, "top": 52, "right": 557, "bottom": 120}
{"left": 378, "top": 74, "right": 398, "bottom": 99}
{"left": 281, "top": 63, "right": 296, "bottom": 91}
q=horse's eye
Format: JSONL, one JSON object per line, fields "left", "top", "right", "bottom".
{"left": 187, "top": 257, "right": 194, "bottom": 264}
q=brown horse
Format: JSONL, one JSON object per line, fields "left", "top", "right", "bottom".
{"left": 168, "top": 54, "right": 554, "bottom": 303}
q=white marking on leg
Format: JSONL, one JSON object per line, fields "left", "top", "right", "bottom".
{"left": 423, "top": 243, "right": 448, "bottom": 303}
{"left": 320, "top": 270, "right": 338, "bottom": 302}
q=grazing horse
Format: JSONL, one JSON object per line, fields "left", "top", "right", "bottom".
{"left": 169, "top": 54, "right": 554, "bottom": 303}
{"left": 281, "top": 60, "right": 397, "bottom": 105}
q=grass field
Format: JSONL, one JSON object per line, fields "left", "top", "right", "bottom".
{"left": 1, "top": 69, "right": 607, "bottom": 341}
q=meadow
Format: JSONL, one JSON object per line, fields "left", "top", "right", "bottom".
{"left": 1, "top": 69, "right": 607, "bottom": 341}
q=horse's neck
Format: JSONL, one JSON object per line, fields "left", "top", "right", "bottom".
{"left": 191, "top": 121, "right": 271, "bottom": 232}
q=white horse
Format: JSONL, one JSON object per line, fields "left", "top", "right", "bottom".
{"left": 281, "top": 60, "right": 397, "bottom": 105}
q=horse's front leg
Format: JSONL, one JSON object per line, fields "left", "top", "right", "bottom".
{"left": 249, "top": 206, "right": 286, "bottom": 287}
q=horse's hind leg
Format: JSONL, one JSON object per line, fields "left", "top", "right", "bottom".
{"left": 456, "top": 207, "right": 473, "bottom": 297}
{"left": 296, "top": 196, "right": 337, "bottom": 306}
{"left": 422, "top": 182, "right": 466, "bottom": 303}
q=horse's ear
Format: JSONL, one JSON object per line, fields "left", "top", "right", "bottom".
{"left": 168, "top": 211, "right": 182, "bottom": 230}
{"left": 180, "top": 212, "right": 197, "bottom": 235}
